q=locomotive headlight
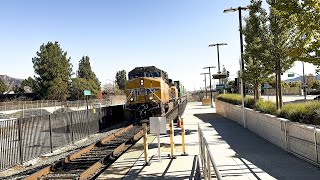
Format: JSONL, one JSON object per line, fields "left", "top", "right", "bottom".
{"left": 149, "top": 96, "right": 153, "bottom": 100}
{"left": 140, "top": 79, "right": 144, "bottom": 85}
{"left": 130, "top": 98, "right": 134, "bottom": 102}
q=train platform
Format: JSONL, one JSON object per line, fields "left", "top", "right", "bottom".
{"left": 97, "top": 102, "right": 320, "bottom": 179}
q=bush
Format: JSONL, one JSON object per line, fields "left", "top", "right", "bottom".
{"left": 216, "top": 94, "right": 255, "bottom": 109}
{"left": 278, "top": 101, "right": 320, "bottom": 124}
{"left": 255, "top": 100, "right": 277, "bottom": 115}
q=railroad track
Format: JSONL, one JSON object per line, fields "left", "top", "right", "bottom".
{"left": 24, "top": 124, "right": 143, "bottom": 180}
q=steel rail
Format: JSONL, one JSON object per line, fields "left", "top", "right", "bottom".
{"left": 24, "top": 124, "right": 143, "bottom": 180}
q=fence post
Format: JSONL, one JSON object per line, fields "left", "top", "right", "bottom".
{"left": 314, "top": 126, "right": 318, "bottom": 164}
{"left": 48, "top": 115, "right": 53, "bottom": 153}
{"left": 17, "top": 118, "right": 23, "bottom": 164}
{"left": 70, "top": 112, "right": 74, "bottom": 143}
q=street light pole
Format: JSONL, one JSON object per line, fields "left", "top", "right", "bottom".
{"left": 204, "top": 66, "right": 216, "bottom": 107}
{"left": 224, "top": 6, "right": 249, "bottom": 97}
{"left": 201, "top": 73, "right": 209, "bottom": 98}
{"left": 208, "top": 43, "right": 227, "bottom": 84}
{"left": 224, "top": 6, "right": 249, "bottom": 128}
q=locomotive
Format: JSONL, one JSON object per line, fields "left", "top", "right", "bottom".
{"left": 124, "top": 66, "right": 186, "bottom": 122}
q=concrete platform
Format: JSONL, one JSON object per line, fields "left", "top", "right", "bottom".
{"left": 98, "top": 102, "right": 320, "bottom": 179}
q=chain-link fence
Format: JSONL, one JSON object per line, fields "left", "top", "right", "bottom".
{"left": 0, "top": 104, "right": 125, "bottom": 171}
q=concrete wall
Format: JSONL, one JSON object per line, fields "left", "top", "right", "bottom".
{"left": 215, "top": 100, "right": 320, "bottom": 165}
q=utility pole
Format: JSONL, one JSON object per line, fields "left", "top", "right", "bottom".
{"left": 203, "top": 66, "right": 216, "bottom": 107}
{"left": 200, "top": 73, "right": 209, "bottom": 98}
{"left": 208, "top": 43, "right": 227, "bottom": 84}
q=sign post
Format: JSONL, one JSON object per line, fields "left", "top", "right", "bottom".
{"left": 150, "top": 117, "right": 166, "bottom": 162}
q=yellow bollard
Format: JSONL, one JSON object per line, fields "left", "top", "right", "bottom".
{"left": 181, "top": 117, "right": 188, "bottom": 156}
{"left": 142, "top": 122, "right": 150, "bottom": 165}
{"left": 169, "top": 119, "right": 176, "bottom": 159}
{"left": 93, "top": 108, "right": 96, "bottom": 114}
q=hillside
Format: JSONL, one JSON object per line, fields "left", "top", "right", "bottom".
{"left": 284, "top": 74, "right": 320, "bottom": 82}
{"left": 0, "top": 75, "right": 23, "bottom": 88}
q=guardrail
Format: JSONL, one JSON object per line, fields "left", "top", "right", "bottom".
{"left": 198, "top": 124, "right": 222, "bottom": 180}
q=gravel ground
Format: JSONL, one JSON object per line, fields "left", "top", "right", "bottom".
{"left": 0, "top": 122, "right": 129, "bottom": 180}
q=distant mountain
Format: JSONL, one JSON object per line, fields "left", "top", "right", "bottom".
{"left": 284, "top": 74, "right": 320, "bottom": 82}
{"left": 0, "top": 75, "right": 23, "bottom": 88}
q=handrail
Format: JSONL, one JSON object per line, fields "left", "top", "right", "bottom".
{"left": 198, "top": 124, "right": 222, "bottom": 180}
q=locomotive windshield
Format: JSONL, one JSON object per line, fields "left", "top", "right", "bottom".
{"left": 128, "top": 66, "right": 164, "bottom": 80}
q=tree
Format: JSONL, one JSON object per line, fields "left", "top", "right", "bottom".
{"left": 77, "top": 56, "right": 101, "bottom": 98}
{"left": 242, "top": 0, "right": 271, "bottom": 101}
{"left": 220, "top": 66, "right": 229, "bottom": 85}
{"left": 18, "top": 77, "right": 39, "bottom": 93}
{"left": 306, "top": 74, "right": 316, "bottom": 89}
{"left": 273, "top": 0, "right": 320, "bottom": 65}
{"left": 32, "top": 42, "right": 72, "bottom": 100}
{"left": 0, "top": 78, "right": 7, "bottom": 94}
{"left": 69, "top": 78, "right": 87, "bottom": 100}
{"left": 115, "top": 70, "right": 127, "bottom": 90}
{"left": 312, "top": 80, "right": 320, "bottom": 89}
{"left": 268, "top": 0, "right": 295, "bottom": 109}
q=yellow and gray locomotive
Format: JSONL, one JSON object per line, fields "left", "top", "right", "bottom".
{"left": 124, "top": 66, "right": 184, "bottom": 122}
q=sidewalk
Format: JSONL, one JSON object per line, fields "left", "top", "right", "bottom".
{"left": 98, "top": 102, "right": 320, "bottom": 179}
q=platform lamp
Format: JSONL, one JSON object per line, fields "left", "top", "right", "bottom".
{"left": 224, "top": 6, "right": 249, "bottom": 128}
{"left": 200, "top": 73, "right": 210, "bottom": 98}
{"left": 203, "top": 66, "right": 216, "bottom": 107}
{"left": 209, "top": 43, "right": 227, "bottom": 84}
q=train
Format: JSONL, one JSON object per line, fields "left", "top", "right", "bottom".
{"left": 124, "top": 66, "right": 186, "bottom": 122}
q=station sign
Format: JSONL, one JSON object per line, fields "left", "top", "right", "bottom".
{"left": 84, "top": 90, "right": 91, "bottom": 96}
{"left": 212, "top": 73, "right": 227, "bottom": 79}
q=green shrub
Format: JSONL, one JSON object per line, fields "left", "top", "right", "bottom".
{"left": 217, "top": 94, "right": 255, "bottom": 108}
{"left": 278, "top": 101, "right": 320, "bottom": 124}
{"left": 217, "top": 93, "right": 320, "bottom": 125}
{"left": 255, "top": 100, "right": 277, "bottom": 115}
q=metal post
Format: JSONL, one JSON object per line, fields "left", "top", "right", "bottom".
{"left": 169, "top": 119, "right": 176, "bottom": 159}
{"left": 207, "top": 150, "right": 211, "bottom": 179}
{"left": 181, "top": 117, "right": 188, "bottom": 156}
{"left": 48, "top": 115, "right": 53, "bottom": 153}
{"left": 314, "top": 126, "right": 318, "bottom": 164}
{"left": 238, "top": 7, "right": 246, "bottom": 97}
{"left": 17, "top": 118, "right": 23, "bottom": 164}
{"left": 142, "top": 122, "right": 150, "bottom": 165}
{"left": 302, "top": 61, "right": 307, "bottom": 101}
{"left": 209, "top": 68, "right": 213, "bottom": 107}
{"left": 240, "top": 59, "right": 246, "bottom": 128}
{"left": 70, "top": 112, "right": 74, "bottom": 143}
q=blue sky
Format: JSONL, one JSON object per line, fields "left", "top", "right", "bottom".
{"left": 0, "top": 0, "right": 316, "bottom": 91}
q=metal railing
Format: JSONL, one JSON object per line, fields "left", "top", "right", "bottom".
{"left": 0, "top": 104, "right": 125, "bottom": 171}
{"left": 198, "top": 124, "right": 222, "bottom": 180}
{"left": 0, "top": 99, "right": 117, "bottom": 112}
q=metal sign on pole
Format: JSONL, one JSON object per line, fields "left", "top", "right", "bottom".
{"left": 150, "top": 117, "right": 166, "bottom": 162}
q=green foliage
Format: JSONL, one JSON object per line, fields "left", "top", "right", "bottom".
{"left": 18, "top": 77, "right": 39, "bottom": 93}
{"left": 0, "top": 78, "right": 7, "bottom": 94}
{"left": 70, "top": 78, "right": 88, "bottom": 100}
{"left": 218, "top": 94, "right": 320, "bottom": 125}
{"left": 306, "top": 74, "right": 316, "bottom": 89}
{"left": 76, "top": 56, "right": 101, "bottom": 98}
{"left": 273, "top": 0, "right": 320, "bottom": 64}
{"left": 115, "top": 70, "right": 127, "bottom": 90}
{"left": 312, "top": 80, "right": 320, "bottom": 89}
{"left": 278, "top": 101, "right": 320, "bottom": 124}
{"left": 32, "top": 42, "right": 72, "bottom": 100}
{"left": 255, "top": 100, "right": 277, "bottom": 115}
{"left": 243, "top": 0, "right": 272, "bottom": 101}
{"left": 216, "top": 94, "right": 255, "bottom": 109}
